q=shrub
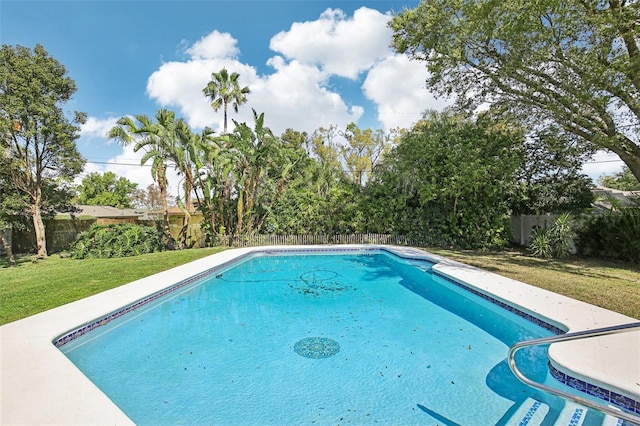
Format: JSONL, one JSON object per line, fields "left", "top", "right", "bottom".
{"left": 575, "top": 206, "right": 640, "bottom": 263}
{"left": 528, "top": 227, "right": 553, "bottom": 258}
{"left": 528, "top": 213, "right": 574, "bottom": 259}
{"left": 70, "top": 223, "right": 165, "bottom": 259}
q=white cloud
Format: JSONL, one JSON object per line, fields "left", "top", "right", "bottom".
{"left": 146, "top": 23, "right": 366, "bottom": 134}
{"left": 144, "top": 7, "right": 447, "bottom": 136}
{"left": 184, "top": 30, "right": 240, "bottom": 60}
{"left": 251, "top": 57, "right": 363, "bottom": 132}
{"left": 363, "top": 55, "right": 453, "bottom": 130}
{"left": 80, "top": 116, "right": 119, "bottom": 139}
{"left": 269, "top": 7, "right": 393, "bottom": 79}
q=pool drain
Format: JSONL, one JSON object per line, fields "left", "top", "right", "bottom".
{"left": 293, "top": 337, "right": 340, "bottom": 359}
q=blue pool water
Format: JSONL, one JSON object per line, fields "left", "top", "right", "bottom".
{"left": 60, "top": 251, "right": 564, "bottom": 425}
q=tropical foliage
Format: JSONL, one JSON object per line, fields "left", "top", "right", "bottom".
{"left": 108, "top": 110, "right": 186, "bottom": 248}
{"left": 69, "top": 223, "right": 164, "bottom": 259}
{"left": 528, "top": 212, "right": 574, "bottom": 259}
{"left": 576, "top": 203, "right": 640, "bottom": 263}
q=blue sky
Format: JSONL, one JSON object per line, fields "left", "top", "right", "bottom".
{"left": 1, "top": 0, "right": 625, "bottom": 192}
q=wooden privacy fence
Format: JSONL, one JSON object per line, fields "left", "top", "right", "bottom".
{"left": 217, "top": 233, "right": 431, "bottom": 248}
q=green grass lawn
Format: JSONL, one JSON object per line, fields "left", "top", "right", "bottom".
{"left": 426, "top": 248, "right": 640, "bottom": 319}
{"left": 0, "top": 248, "right": 226, "bottom": 325}
{"left": 1, "top": 247, "right": 638, "bottom": 325}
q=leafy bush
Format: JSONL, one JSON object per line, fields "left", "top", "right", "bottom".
{"left": 528, "top": 213, "right": 574, "bottom": 259}
{"left": 575, "top": 206, "right": 640, "bottom": 263}
{"left": 363, "top": 110, "right": 524, "bottom": 250}
{"left": 70, "top": 223, "right": 165, "bottom": 259}
{"left": 529, "top": 227, "right": 553, "bottom": 258}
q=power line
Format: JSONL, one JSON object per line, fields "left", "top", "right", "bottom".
{"left": 583, "top": 159, "right": 624, "bottom": 164}
{"left": 85, "top": 160, "right": 151, "bottom": 167}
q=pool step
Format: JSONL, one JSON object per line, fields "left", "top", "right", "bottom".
{"left": 506, "top": 398, "right": 549, "bottom": 425}
{"left": 555, "top": 402, "right": 587, "bottom": 425}
{"left": 506, "top": 398, "right": 627, "bottom": 426}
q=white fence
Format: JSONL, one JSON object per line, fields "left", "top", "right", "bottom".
{"left": 510, "top": 215, "right": 559, "bottom": 246}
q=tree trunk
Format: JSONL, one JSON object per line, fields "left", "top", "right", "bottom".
{"left": 608, "top": 134, "right": 640, "bottom": 185}
{"left": 0, "top": 227, "right": 16, "bottom": 266}
{"left": 32, "top": 188, "right": 48, "bottom": 258}
{"left": 179, "top": 210, "right": 191, "bottom": 249}
{"left": 157, "top": 166, "right": 175, "bottom": 250}
{"left": 237, "top": 190, "right": 244, "bottom": 235}
{"left": 619, "top": 153, "right": 640, "bottom": 185}
{"left": 179, "top": 184, "right": 192, "bottom": 249}
{"left": 223, "top": 102, "right": 228, "bottom": 134}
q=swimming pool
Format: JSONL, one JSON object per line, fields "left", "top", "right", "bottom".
{"left": 58, "top": 250, "right": 554, "bottom": 424}
{"left": 1, "top": 246, "right": 638, "bottom": 424}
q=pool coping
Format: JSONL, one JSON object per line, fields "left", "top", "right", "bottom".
{"left": 1, "top": 245, "right": 638, "bottom": 425}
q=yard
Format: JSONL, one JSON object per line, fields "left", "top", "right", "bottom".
{"left": 1, "top": 246, "right": 638, "bottom": 326}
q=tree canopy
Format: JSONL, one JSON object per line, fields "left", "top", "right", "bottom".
{"left": 389, "top": 0, "right": 640, "bottom": 183}
{"left": 598, "top": 165, "right": 640, "bottom": 191}
{"left": 510, "top": 125, "right": 595, "bottom": 214}
{"left": 1, "top": 44, "right": 85, "bottom": 257}
{"left": 363, "top": 110, "right": 525, "bottom": 249}
{"left": 76, "top": 172, "right": 138, "bottom": 208}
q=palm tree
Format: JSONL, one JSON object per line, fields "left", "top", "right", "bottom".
{"left": 188, "top": 127, "right": 224, "bottom": 245}
{"left": 202, "top": 68, "right": 250, "bottom": 134}
{"left": 228, "top": 110, "right": 295, "bottom": 234}
{"left": 107, "top": 110, "right": 183, "bottom": 249}
{"left": 168, "top": 118, "right": 199, "bottom": 249}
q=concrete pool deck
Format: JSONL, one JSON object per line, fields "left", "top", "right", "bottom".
{"left": 1, "top": 245, "right": 638, "bottom": 425}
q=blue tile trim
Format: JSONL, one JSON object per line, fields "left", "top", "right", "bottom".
{"left": 434, "top": 271, "right": 640, "bottom": 415}
{"left": 549, "top": 364, "right": 640, "bottom": 416}
{"left": 432, "top": 271, "right": 566, "bottom": 335}
{"left": 54, "top": 248, "right": 367, "bottom": 347}
{"left": 53, "top": 252, "right": 254, "bottom": 347}
{"left": 568, "top": 408, "right": 585, "bottom": 426}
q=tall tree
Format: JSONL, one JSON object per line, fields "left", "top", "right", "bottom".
{"left": 130, "top": 184, "right": 166, "bottom": 212}
{"left": 0, "top": 44, "right": 85, "bottom": 258}
{"left": 340, "top": 123, "right": 397, "bottom": 186}
{"left": 202, "top": 68, "right": 250, "bottom": 134}
{"left": 76, "top": 172, "right": 138, "bottom": 208}
{"left": 390, "top": 0, "right": 640, "bottom": 183}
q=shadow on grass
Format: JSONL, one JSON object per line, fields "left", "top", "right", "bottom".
{"left": 0, "top": 253, "right": 40, "bottom": 268}
{"left": 433, "top": 248, "right": 639, "bottom": 282}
